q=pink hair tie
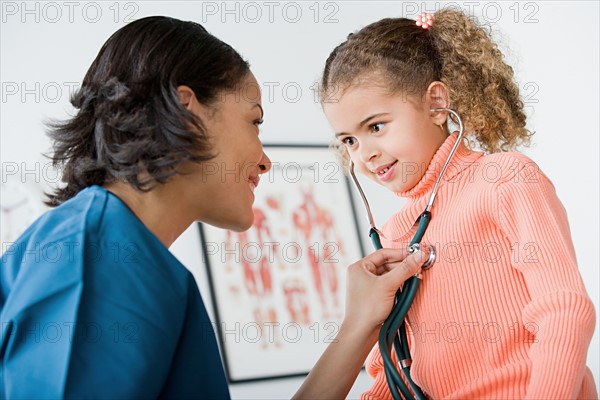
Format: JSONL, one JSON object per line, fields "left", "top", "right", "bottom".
{"left": 416, "top": 12, "right": 433, "bottom": 29}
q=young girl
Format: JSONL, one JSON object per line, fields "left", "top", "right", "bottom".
{"left": 320, "top": 8, "right": 597, "bottom": 399}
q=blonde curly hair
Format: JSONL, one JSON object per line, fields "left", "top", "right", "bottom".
{"left": 320, "top": 8, "right": 533, "bottom": 166}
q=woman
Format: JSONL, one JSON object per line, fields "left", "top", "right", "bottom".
{"left": 0, "top": 16, "right": 426, "bottom": 398}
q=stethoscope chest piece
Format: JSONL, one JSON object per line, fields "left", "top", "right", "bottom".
{"left": 408, "top": 243, "right": 436, "bottom": 270}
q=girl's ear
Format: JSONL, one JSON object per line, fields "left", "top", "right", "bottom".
{"left": 426, "top": 81, "right": 450, "bottom": 125}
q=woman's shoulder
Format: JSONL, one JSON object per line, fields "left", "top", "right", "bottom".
{"left": 3, "top": 185, "right": 192, "bottom": 297}
{"left": 1, "top": 185, "right": 114, "bottom": 279}
{"left": 17, "top": 185, "right": 106, "bottom": 241}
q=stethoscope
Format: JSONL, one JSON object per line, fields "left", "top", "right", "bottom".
{"left": 348, "top": 108, "right": 464, "bottom": 400}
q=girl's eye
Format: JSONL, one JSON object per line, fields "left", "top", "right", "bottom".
{"left": 254, "top": 118, "right": 264, "bottom": 127}
{"left": 369, "top": 122, "right": 384, "bottom": 133}
{"left": 340, "top": 137, "right": 357, "bottom": 147}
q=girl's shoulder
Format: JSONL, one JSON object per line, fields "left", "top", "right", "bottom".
{"left": 479, "top": 150, "right": 539, "bottom": 173}
{"left": 473, "top": 151, "right": 553, "bottom": 189}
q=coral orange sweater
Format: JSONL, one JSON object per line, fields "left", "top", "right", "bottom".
{"left": 362, "top": 133, "right": 597, "bottom": 399}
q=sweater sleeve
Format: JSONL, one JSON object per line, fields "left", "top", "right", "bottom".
{"left": 495, "top": 157, "right": 596, "bottom": 399}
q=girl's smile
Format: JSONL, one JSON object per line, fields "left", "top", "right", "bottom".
{"left": 372, "top": 160, "right": 398, "bottom": 182}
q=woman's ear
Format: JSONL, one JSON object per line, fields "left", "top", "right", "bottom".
{"left": 426, "top": 81, "right": 450, "bottom": 125}
{"left": 176, "top": 85, "right": 195, "bottom": 109}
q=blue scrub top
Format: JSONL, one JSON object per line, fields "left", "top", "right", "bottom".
{"left": 1, "top": 185, "right": 230, "bottom": 399}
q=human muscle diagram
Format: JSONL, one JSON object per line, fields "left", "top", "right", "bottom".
{"left": 200, "top": 147, "right": 364, "bottom": 381}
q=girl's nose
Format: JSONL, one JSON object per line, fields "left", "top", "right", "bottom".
{"left": 358, "top": 140, "right": 381, "bottom": 164}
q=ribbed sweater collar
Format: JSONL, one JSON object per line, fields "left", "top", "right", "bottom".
{"left": 395, "top": 132, "right": 484, "bottom": 199}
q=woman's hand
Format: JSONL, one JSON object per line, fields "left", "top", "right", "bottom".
{"left": 292, "top": 247, "right": 429, "bottom": 400}
{"left": 342, "top": 247, "right": 428, "bottom": 335}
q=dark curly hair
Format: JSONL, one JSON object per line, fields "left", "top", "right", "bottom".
{"left": 321, "top": 8, "right": 533, "bottom": 166}
{"left": 45, "top": 16, "right": 250, "bottom": 206}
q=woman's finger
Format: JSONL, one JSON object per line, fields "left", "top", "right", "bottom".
{"left": 357, "top": 248, "right": 411, "bottom": 273}
{"left": 356, "top": 250, "right": 409, "bottom": 277}
{"left": 370, "top": 245, "right": 431, "bottom": 276}
{"left": 386, "top": 248, "right": 428, "bottom": 283}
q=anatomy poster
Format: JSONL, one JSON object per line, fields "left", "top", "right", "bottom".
{"left": 200, "top": 145, "right": 365, "bottom": 381}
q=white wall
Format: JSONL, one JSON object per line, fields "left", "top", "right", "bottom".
{"left": 2, "top": 1, "right": 598, "bottom": 398}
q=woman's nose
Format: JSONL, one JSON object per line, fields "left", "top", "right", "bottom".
{"left": 258, "top": 151, "right": 272, "bottom": 174}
